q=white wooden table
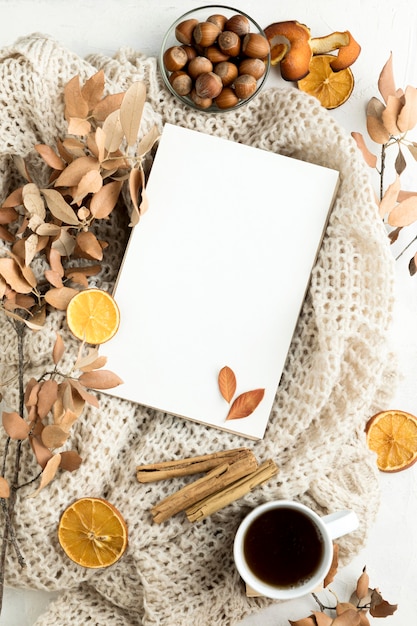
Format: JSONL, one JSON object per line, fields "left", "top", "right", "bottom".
{"left": 0, "top": 1, "right": 416, "bottom": 623}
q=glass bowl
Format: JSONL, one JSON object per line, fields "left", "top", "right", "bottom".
{"left": 159, "top": 5, "right": 270, "bottom": 113}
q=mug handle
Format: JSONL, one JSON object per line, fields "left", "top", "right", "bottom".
{"left": 322, "top": 509, "right": 359, "bottom": 540}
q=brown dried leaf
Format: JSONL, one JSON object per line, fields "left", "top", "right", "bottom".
{"left": 312, "top": 612, "right": 333, "bottom": 626}
{"left": 357, "top": 611, "right": 370, "bottom": 626}
{"left": 288, "top": 619, "right": 316, "bottom": 626}
{"left": 35, "top": 144, "right": 65, "bottom": 170}
{"left": 366, "top": 114, "right": 390, "bottom": 144}
{"left": 351, "top": 132, "right": 377, "bottom": 168}
{"left": 370, "top": 589, "right": 398, "bottom": 617}
{"left": 218, "top": 366, "right": 237, "bottom": 403}
{"left": 0, "top": 207, "right": 19, "bottom": 225}
{"left": 324, "top": 542, "right": 339, "bottom": 587}
{"left": 42, "top": 188, "right": 79, "bottom": 225}
{"left": 336, "top": 603, "right": 358, "bottom": 615}
{"left": 22, "top": 183, "right": 45, "bottom": 219}
{"left": 92, "top": 92, "right": 124, "bottom": 122}
{"left": 81, "top": 70, "right": 105, "bottom": 110}
{"left": 94, "top": 126, "right": 106, "bottom": 163}
{"left": 0, "top": 225, "right": 15, "bottom": 243}
{"left": 35, "top": 222, "right": 61, "bottom": 237}
{"left": 2, "top": 411, "right": 30, "bottom": 440}
{"left": 0, "top": 477, "right": 10, "bottom": 498}
{"left": 136, "top": 124, "right": 160, "bottom": 158}
{"left": 78, "top": 369, "right": 123, "bottom": 390}
{"left": 51, "top": 229, "right": 76, "bottom": 257}
{"left": 60, "top": 450, "right": 82, "bottom": 472}
{"left": 45, "top": 269, "right": 64, "bottom": 288}
{"left": 75, "top": 231, "right": 103, "bottom": 260}
{"left": 387, "top": 195, "right": 417, "bottom": 226}
{"left": 25, "top": 379, "right": 40, "bottom": 408}
{"left": 73, "top": 169, "right": 103, "bottom": 204}
{"left": 102, "top": 109, "right": 124, "bottom": 152}
{"left": 79, "top": 355, "right": 107, "bottom": 372}
{"left": 378, "top": 53, "right": 397, "bottom": 104}
{"left": 57, "top": 408, "right": 78, "bottom": 431}
{"left": 61, "top": 137, "right": 85, "bottom": 158}
{"left": 53, "top": 333, "right": 65, "bottom": 365}
{"left": 48, "top": 248, "right": 65, "bottom": 277}
{"left": 13, "top": 155, "right": 31, "bottom": 182}
{"left": 65, "top": 271, "right": 88, "bottom": 287}
{"left": 356, "top": 567, "right": 370, "bottom": 600}
{"left": 64, "top": 75, "right": 89, "bottom": 120}
{"left": 41, "top": 424, "right": 69, "bottom": 449}
{"left": 90, "top": 180, "right": 122, "bottom": 219}
{"left": 379, "top": 174, "right": 401, "bottom": 218}
{"left": 25, "top": 233, "right": 39, "bottom": 266}
{"left": 332, "top": 610, "right": 361, "bottom": 626}
{"left": 409, "top": 254, "right": 417, "bottom": 276}
{"left": 68, "top": 379, "right": 99, "bottom": 408}
{"left": 30, "top": 434, "right": 53, "bottom": 469}
{"left": 128, "top": 167, "right": 143, "bottom": 226}
{"left": 0, "top": 257, "right": 33, "bottom": 293}
{"left": 28, "top": 452, "right": 61, "bottom": 497}
{"left": 26, "top": 305, "right": 46, "bottom": 330}
{"left": 394, "top": 146, "right": 407, "bottom": 176}
{"left": 53, "top": 156, "right": 99, "bottom": 189}
{"left": 120, "top": 81, "right": 147, "bottom": 147}
{"left": 37, "top": 379, "right": 59, "bottom": 419}
{"left": 381, "top": 95, "right": 402, "bottom": 135}
{"left": 140, "top": 184, "right": 149, "bottom": 216}
{"left": 44, "top": 286, "right": 79, "bottom": 310}
{"left": 226, "top": 388, "right": 265, "bottom": 420}
{"left": 1, "top": 186, "right": 23, "bottom": 208}
{"left": 397, "top": 85, "right": 417, "bottom": 132}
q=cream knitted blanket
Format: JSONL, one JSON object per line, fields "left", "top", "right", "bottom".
{"left": 0, "top": 35, "right": 398, "bottom": 626}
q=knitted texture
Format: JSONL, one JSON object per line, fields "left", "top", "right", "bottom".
{"left": 0, "top": 35, "right": 398, "bottom": 625}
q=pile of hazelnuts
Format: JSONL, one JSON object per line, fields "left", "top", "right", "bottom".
{"left": 162, "top": 12, "right": 270, "bottom": 110}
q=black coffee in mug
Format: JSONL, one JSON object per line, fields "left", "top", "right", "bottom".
{"left": 243, "top": 506, "right": 324, "bottom": 588}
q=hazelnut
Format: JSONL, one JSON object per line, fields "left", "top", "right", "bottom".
{"left": 181, "top": 45, "right": 197, "bottom": 63}
{"left": 239, "top": 57, "right": 266, "bottom": 80}
{"left": 193, "top": 21, "right": 221, "bottom": 47}
{"left": 214, "top": 61, "right": 238, "bottom": 87}
{"left": 207, "top": 13, "right": 228, "bottom": 31}
{"left": 195, "top": 71, "right": 223, "bottom": 99}
{"left": 215, "top": 87, "right": 239, "bottom": 109}
{"left": 224, "top": 14, "right": 250, "bottom": 37}
{"left": 168, "top": 70, "right": 193, "bottom": 96}
{"left": 175, "top": 18, "right": 199, "bottom": 45}
{"left": 163, "top": 45, "right": 188, "bottom": 71}
{"left": 188, "top": 55, "right": 213, "bottom": 80}
{"left": 205, "top": 45, "right": 230, "bottom": 64}
{"left": 190, "top": 88, "right": 213, "bottom": 110}
{"left": 234, "top": 74, "right": 257, "bottom": 100}
{"left": 218, "top": 31, "right": 241, "bottom": 57}
{"left": 241, "top": 33, "right": 270, "bottom": 59}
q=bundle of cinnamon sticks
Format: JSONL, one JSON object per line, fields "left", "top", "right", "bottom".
{"left": 136, "top": 447, "right": 278, "bottom": 524}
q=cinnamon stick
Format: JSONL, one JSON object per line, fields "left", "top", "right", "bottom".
{"left": 151, "top": 453, "right": 258, "bottom": 524}
{"left": 137, "top": 447, "right": 252, "bottom": 483}
{"left": 185, "top": 459, "right": 278, "bottom": 523}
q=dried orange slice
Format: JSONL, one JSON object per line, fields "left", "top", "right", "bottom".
{"left": 366, "top": 409, "right": 417, "bottom": 472}
{"left": 58, "top": 497, "right": 128, "bottom": 568}
{"left": 297, "top": 54, "right": 354, "bottom": 109}
{"left": 66, "top": 288, "right": 120, "bottom": 344}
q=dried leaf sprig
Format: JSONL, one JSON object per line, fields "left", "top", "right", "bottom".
{"left": 218, "top": 365, "right": 265, "bottom": 421}
{"left": 290, "top": 563, "right": 397, "bottom": 625}
{"left": 352, "top": 53, "right": 417, "bottom": 272}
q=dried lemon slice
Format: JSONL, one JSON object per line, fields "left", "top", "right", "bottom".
{"left": 366, "top": 409, "right": 417, "bottom": 472}
{"left": 297, "top": 54, "right": 354, "bottom": 109}
{"left": 66, "top": 288, "right": 120, "bottom": 344}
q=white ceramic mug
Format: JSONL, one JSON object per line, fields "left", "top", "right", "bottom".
{"left": 233, "top": 500, "right": 359, "bottom": 600}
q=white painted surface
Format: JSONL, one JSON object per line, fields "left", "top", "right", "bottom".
{"left": 0, "top": 1, "right": 416, "bottom": 623}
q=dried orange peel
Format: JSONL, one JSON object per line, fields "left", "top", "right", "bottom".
{"left": 365, "top": 409, "right": 417, "bottom": 472}
{"left": 311, "top": 30, "right": 361, "bottom": 71}
{"left": 297, "top": 54, "right": 354, "bottom": 109}
{"left": 264, "top": 20, "right": 312, "bottom": 81}
{"left": 58, "top": 497, "right": 128, "bottom": 568}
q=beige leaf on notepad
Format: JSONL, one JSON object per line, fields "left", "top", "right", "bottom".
{"left": 226, "top": 388, "right": 265, "bottom": 420}
{"left": 218, "top": 366, "right": 237, "bottom": 403}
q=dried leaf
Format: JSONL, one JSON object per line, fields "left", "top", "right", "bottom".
{"left": 387, "top": 195, "right": 417, "bottom": 226}
{"left": 25, "top": 233, "right": 39, "bottom": 266}
{"left": 332, "top": 610, "right": 361, "bottom": 626}
{"left": 81, "top": 70, "right": 105, "bottom": 110}
{"left": 218, "top": 366, "right": 237, "bottom": 403}
{"left": 54, "top": 156, "right": 99, "bottom": 189}
{"left": 35, "top": 222, "right": 61, "bottom": 237}
{"left": 0, "top": 257, "right": 33, "bottom": 293}
{"left": 226, "top": 388, "right": 265, "bottom": 420}
{"left": 68, "top": 379, "right": 100, "bottom": 408}
{"left": 324, "top": 543, "right": 339, "bottom": 587}
{"left": 394, "top": 146, "right": 407, "bottom": 176}
{"left": 357, "top": 611, "right": 370, "bottom": 626}
{"left": 41, "top": 424, "right": 69, "bottom": 449}
{"left": 139, "top": 184, "right": 149, "bottom": 216}
{"left": 35, "top": 144, "right": 65, "bottom": 170}
{"left": 45, "top": 269, "right": 64, "bottom": 288}
{"left": 78, "top": 369, "right": 123, "bottom": 390}
{"left": 89, "top": 180, "right": 122, "bottom": 218}
{"left": 26, "top": 306, "right": 46, "bottom": 330}
{"left": 44, "top": 286, "right": 79, "bottom": 310}
{"left": 0, "top": 225, "right": 15, "bottom": 243}
{"left": 356, "top": 567, "right": 370, "bottom": 600}
{"left": 79, "top": 355, "right": 107, "bottom": 372}
{"left": 64, "top": 75, "right": 89, "bottom": 120}
{"left": 42, "top": 188, "right": 79, "bottom": 225}
{"left": 60, "top": 450, "right": 82, "bottom": 472}
{"left": 397, "top": 85, "right": 417, "bottom": 132}
{"left": 51, "top": 228, "right": 76, "bottom": 257}
{"left": 37, "top": 379, "right": 59, "bottom": 419}
{"left": 53, "top": 333, "right": 65, "bottom": 365}
{"left": 0, "top": 477, "right": 10, "bottom": 498}
{"left": 28, "top": 452, "right": 61, "bottom": 497}
{"left": 30, "top": 435, "right": 53, "bottom": 469}
{"left": 381, "top": 95, "right": 402, "bottom": 135}
{"left": 378, "top": 53, "right": 397, "bottom": 104}
{"left": 25, "top": 379, "right": 40, "bottom": 408}
{"left": 120, "top": 81, "right": 147, "bottom": 147}
{"left": 49, "top": 248, "right": 65, "bottom": 276}
{"left": 94, "top": 126, "right": 106, "bottom": 163}
{"left": 312, "top": 612, "right": 333, "bottom": 626}
{"left": 407, "top": 142, "right": 417, "bottom": 162}
{"left": 1, "top": 186, "right": 23, "bottom": 208}
{"left": 75, "top": 231, "right": 103, "bottom": 260}
{"left": 136, "top": 123, "right": 160, "bottom": 158}
{"left": 0, "top": 206, "right": 19, "bottom": 225}
{"left": 13, "top": 155, "right": 31, "bottom": 182}
{"left": 92, "top": 92, "right": 124, "bottom": 122}
{"left": 72, "top": 169, "right": 103, "bottom": 204}
{"left": 288, "top": 619, "right": 316, "bottom": 626}
{"left": 102, "top": 109, "right": 124, "bottom": 152}
{"left": 379, "top": 174, "right": 401, "bottom": 218}
{"left": 128, "top": 167, "right": 143, "bottom": 226}
{"left": 370, "top": 589, "right": 398, "bottom": 617}
{"left": 2, "top": 411, "right": 30, "bottom": 440}
{"left": 366, "top": 114, "right": 390, "bottom": 144}
{"left": 351, "top": 132, "right": 377, "bottom": 168}
{"left": 22, "top": 183, "right": 45, "bottom": 219}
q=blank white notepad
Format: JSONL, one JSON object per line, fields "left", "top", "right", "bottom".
{"left": 102, "top": 123, "right": 339, "bottom": 439}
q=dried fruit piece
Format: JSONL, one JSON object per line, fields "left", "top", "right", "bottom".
{"left": 297, "top": 54, "right": 354, "bottom": 109}
{"left": 365, "top": 409, "right": 417, "bottom": 472}
{"left": 264, "top": 20, "right": 312, "bottom": 81}
{"left": 58, "top": 497, "right": 128, "bottom": 568}
{"left": 66, "top": 288, "right": 120, "bottom": 345}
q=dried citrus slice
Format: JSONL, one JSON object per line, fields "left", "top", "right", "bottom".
{"left": 58, "top": 497, "right": 128, "bottom": 568}
{"left": 366, "top": 409, "right": 417, "bottom": 472}
{"left": 66, "top": 288, "right": 120, "bottom": 344}
{"left": 297, "top": 54, "right": 354, "bottom": 109}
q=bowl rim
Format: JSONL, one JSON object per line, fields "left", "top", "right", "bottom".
{"left": 158, "top": 4, "right": 271, "bottom": 114}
